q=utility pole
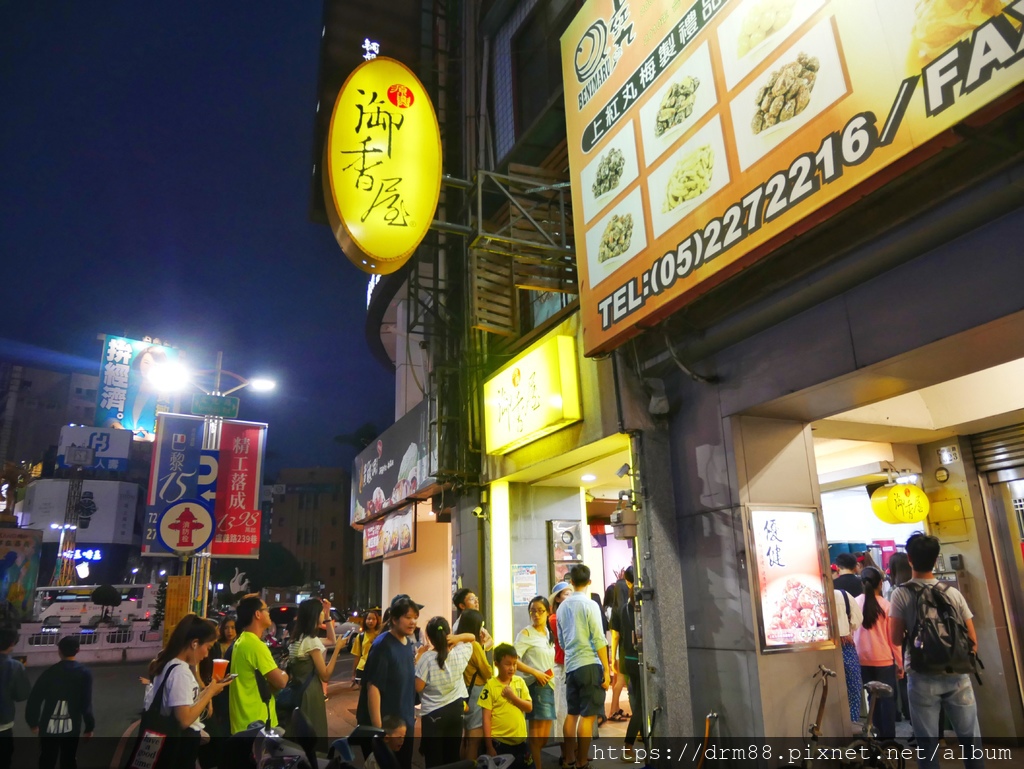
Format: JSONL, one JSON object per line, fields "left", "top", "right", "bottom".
{"left": 53, "top": 446, "right": 95, "bottom": 586}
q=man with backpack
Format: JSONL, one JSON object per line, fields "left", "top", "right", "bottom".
{"left": 890, "top": 533, "right": 984, "bottom": 768}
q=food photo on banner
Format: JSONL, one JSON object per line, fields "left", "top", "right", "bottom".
{"left": 560, "top": 0, "right": 1024, "bottom": 355}
{"left": 361, "top": 504, "right": 417, "bottom": 564}
{"left": 94, "top": 335, "right": 181, "bottom": 441}
{"left": 749, "top": 506, "right": 833, "bottom": 652}
{"left": 351, "top": 400, "right": 436, "bottom": 525}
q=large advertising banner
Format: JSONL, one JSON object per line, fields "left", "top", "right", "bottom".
{"left": 95, "top": 336, "right": 181, "bottom": 441}
{"left": 22, "top": 480, "right": 139, "bottom": 545}
{"left": 749, "top": 507, "right": 832, "bottom": 651}
{"left": 144, "top": 413, "right": 205, "bottom": 555}
{"left": 352, "top": 400, "right": 436, "bottom": 525}
{"left": 57, "top": 426, "right": 133, "bottom": 471}
{"left": 561, "top": 0, "right": 1024, "bottom": 355}
{"left": 211, "top": 421, "right": 266, "bottom": 559}
{"left": 0, "top": 528, "right": 43, "bottom": 620}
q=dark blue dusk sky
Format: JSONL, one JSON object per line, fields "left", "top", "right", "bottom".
{"left": 1, "top": 4, "right": 395, "bottom": 472}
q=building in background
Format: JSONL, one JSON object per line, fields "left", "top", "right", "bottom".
{"left": 269, "top": 467, "right": 372, "bottom": 610}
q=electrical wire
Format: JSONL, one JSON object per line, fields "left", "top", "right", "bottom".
{"left": 663, "top": 327, "right": 718, "bottom": 384}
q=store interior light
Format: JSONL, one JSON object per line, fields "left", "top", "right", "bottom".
{"left": 895, "top": 472, "right": 919, "bottom": 485}
{"left": 581, "top": 473, "right": 597, "bottom": 483}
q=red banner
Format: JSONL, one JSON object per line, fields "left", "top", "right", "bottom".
{"left": 211, "top": 420, "right": 266, "bottom": 558}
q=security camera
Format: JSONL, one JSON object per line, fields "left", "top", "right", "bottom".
{"left": 616, "top": 463, "right": 631, "bottom": 478}
{"left": 472, "top": 505, "right": 487, "bottom": 519}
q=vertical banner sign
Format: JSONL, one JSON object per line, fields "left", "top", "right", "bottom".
{"left": 144, "top": 414, "right": 206, "bottom": 555}
{"left": 95, "top": 336, "right": 181, "bottom": 441}
{"left": 749, "top": 507, "right": 832, "bottom": 652}
{"left": 162, "top": 575, "right": 192, "bottom": 645}
{"left": 560, "top": 0, "right": 1024, "bottom": 355}
{"left": 0, "top": 528, "right": 43, "bottom": 621}
{"left": 211, "top": 421, "right": 266, "bottom": 559}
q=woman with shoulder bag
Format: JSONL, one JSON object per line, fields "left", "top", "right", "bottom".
{"left": 285, "top": 598, "right": 343, "bottom": 748}
{"left": 854, "top": 566, "right": 903, "bottom": 740}
{"left": 128, "top": 615, "right": 232, "bottom": 769}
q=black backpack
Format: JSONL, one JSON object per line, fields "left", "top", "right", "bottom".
{"left": 905, "top": 582, "right": 982, "bottom": 682}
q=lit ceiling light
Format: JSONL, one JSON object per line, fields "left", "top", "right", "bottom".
{"left": 581, "top": 474, "right": 597, "bottom": 483}
{"left": 248, "top": 378, "right": 276, "bottom": 392}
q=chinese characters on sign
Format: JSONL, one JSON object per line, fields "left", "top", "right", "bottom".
{"left": 212, "top": 421, "right": 266, "bottom": 558}
{"left": 144, "top": 414, "right": 205, "bottom": 555}
{"left": 496, "top": 369, "right": 542, "bottom": 439}
{"left": 95, "top": 336, "right": 180, "bottom": 441}
{"left": 362, "top": 38, "right": 380, "bottom": 60}
{"left": 325, "top": 57, "right": 442, "bottom": 275}
{"left": 158, "top": 500, "right": 215, "bottom": 555}
{"left": 750, "top": 508, "right": 831, "bottom": 651}
{"left": 362, "top": 505, "right": 417, "bottom": 563}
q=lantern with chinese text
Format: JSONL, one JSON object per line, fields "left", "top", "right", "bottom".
{"left": 870, "top": 484, "right": 930, "bottom": 524}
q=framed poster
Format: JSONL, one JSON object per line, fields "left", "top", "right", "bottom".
{"left": 748, "top": 505, "right": 834, "bottom": 653}
{"left": 549, "top": 520, "right": 584, "bottom": 585}
{"left": 513, "top": 564, "right": 538, "bottom": 606}
{"left": 362, "top": 504, "right": 417, "bottom": 564}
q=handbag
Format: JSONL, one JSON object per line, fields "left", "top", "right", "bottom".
{"left": 123, "top": 665, "right": 184, "bottom": 769}
{"left": 275, "top": 669, "right": 317, "bottom": 721}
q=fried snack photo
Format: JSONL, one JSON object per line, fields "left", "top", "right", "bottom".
{"left": 597, "top": 214, "right": 634, "bottom": 263}
{"left": 654, "top": 76, "right": 701, "bottom": 137}
{"left": 662, "top": 145, "right": 714, "bottom": 213}
{"left": 750, "top": 52, "right": 818, "bottom": 134}
{"left": 591, "top": 147, "right": 626, "bottom": 198}
{"left": 737, "top": 0, "right": 797, "bottom": 57}
{"left": 906, "top": 0, "right": 1007, "bottom": 71}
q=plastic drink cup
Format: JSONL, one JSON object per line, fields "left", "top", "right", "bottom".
{"left": 213, "top": 659, "right": 229, "bottom": 680}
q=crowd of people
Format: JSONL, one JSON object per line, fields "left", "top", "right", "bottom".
{"left": 831, "top": 533, "right": 984, "bottom": 769}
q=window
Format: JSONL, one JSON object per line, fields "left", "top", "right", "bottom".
{"left": 512, "top": 0, "right": 580, "bottom": 135}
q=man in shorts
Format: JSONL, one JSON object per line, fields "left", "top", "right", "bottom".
{"left": 556, "top": 564, "right": 610, "bottom": 769}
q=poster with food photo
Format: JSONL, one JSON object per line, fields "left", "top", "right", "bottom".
{"left": 584, "top": 187, "right": 648, "bottom": 289}
{"left": 750, "top": 507, "right": 832, "bottom": 651}
{"left": 717, "top": 0, "right": 828, "bottom": 90}
{"left": 637, "top": 42, "right": 718, "bottom": 168}
{"left": 646, "top": 115, "right": 730, "bottom": 239}
{"left": 729, "top": 16, "right": 849, "bottom": 171}
{"left": 580, "top": 122, "right": 640, "bottom": 224}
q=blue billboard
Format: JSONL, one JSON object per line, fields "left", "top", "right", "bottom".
{"left": 95, "top": 335, "right": 181, "bottom": 441}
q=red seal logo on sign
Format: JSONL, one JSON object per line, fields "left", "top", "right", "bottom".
{"left": 387, "top": 84, "right": 414, "bottom": 108}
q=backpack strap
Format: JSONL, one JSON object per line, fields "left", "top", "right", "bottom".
{"left": 840, "top": 589, "right": 850, "bottom": 621}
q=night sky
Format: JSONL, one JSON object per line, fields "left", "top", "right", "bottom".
{"left": 1, "top": 4, "right": 395, "bottom": 473}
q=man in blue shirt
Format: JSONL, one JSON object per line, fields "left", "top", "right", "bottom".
{"left": 556, "top": 564, "right": 609, "bottom": 769}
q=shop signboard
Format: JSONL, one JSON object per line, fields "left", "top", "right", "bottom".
{"left": 483, "top": 335, "right": 583, "bottom": 455}
{"left": 95, "top": 335, "right": 181, "bottom": 441}
{"left": 22, "top": 480, "right": 139, "bottom": 545}
{"left": 57, "top": 426, "right": 132, "bottom": 471}
{"left": 362, "top": 504, "right": 417, "bottom": 564}
{"left": 351, "top": 400, "right": 435, "bottom": 525}
{"left": 749, "top": 506, "right": 833, "bottom": 652}
{"left": 0, "top": 528, "right": 43, "bottom": 621}
{"left": 561, "top": 0, "right": 1024, "bottom": 355}
{"left": 210, "top": 420, "right": 266, "bottom": 559}
{"left": 324, "top": 57, "right": 443, "bottom": 275}
{"left": 144, "top": 413, "right": 205, "bottom": 555}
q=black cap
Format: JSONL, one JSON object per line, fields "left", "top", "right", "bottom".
{"left": 391, "top": 594, "right": 424, "bottom": 611}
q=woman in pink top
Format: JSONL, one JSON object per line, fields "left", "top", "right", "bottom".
{"left": 854, "top": 566, "right": 903, "bottom": 739}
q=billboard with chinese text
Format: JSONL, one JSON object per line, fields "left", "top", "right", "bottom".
{"left": 57, "top": 426, "right": 132, "bottom": 471}
{"left": 95, "top": 336, "right": 181, "bottom": 441}
{"left": 351, "top": 400, "right": 436, "bottom": 525}
{"left": 211, "top": 420, "right": 266, "bottom": 559}
{"left": 144, "top": 413, "right": 205, "bottom": 555}
{"left": 362, "top": 504, "right": 417, "bottom": 563}
{"left": 561, "top": 0, "right": 1024, "bottom": 355}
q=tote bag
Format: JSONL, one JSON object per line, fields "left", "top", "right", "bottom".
{"left": 123, "top": 666, "right": 185, "bottom": 769}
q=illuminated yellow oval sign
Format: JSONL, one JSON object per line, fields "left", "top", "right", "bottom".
{"left": 324, "top": 57, "right": 441, "bottom": 275}
{"left": 870, "top": 484, "right": 930, "bottom": 525}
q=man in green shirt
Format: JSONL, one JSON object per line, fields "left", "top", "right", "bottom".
{"left": 229, "top": 596, "right": 289, "bottom": 733}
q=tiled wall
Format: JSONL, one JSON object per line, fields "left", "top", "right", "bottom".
{"left": 493, "top": 0, "right": 540, "bottom": 161}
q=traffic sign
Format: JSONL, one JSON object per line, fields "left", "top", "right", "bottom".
{"left": 157, "top": 500, "right": 216, "bottom": 555}
{"left": 198, "top": 450, "right": 218, "bottom": 508}
{"left": 191, "top": 393, "right": 240, "bottom": 419}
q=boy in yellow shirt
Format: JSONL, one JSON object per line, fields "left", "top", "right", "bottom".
{"left": 479, "top": 643, "right": 532, "bottom": 768}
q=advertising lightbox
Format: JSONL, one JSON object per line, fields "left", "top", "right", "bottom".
{"left": 57, "top": 426, "right": 133, "bottom": 471}
{"left": 95, "top": 336, "right": 181, "bottom": 441}
{"left": 561, "top": 0, "right": 1024, "bottom": 355}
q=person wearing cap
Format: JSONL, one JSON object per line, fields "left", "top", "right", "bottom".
{"left": 548, "top": 580, "right": 572, "bottom": 769}
{"left": 357, "top": 594, "right": 423, "bottom": 769}
{"left": 556, "top": 564, "right": 610, "bottom": 769}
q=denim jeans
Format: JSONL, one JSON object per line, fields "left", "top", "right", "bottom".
{"left": 908, "top": 673, "right": 984, "bottom": 769}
